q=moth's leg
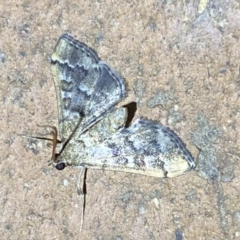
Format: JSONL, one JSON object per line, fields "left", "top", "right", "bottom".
{"left": 36, "top": 125, "right": 60, "bottom": 163}
{"left": 21, "top": 125, "right": 61, "bottom": 163}
{"left": 76, "top": 166, "right": 87, "bottom": 231}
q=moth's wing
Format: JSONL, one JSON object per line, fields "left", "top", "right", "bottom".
{"left": 78, "top": 117, "right": 195, "bottom": 178}
{"left": 115, "top": 119, "right": 196, "bottom": 177}
{"left": 51, "top": 34, "right": 125, "bottom": 141}
{"left": 76, "top": 107, "right": 128, "bottom": 146}
{"left": 80, "top": 61, "right": 125, "bottom": 132}
{"left": 56, "top": 104, "right": 195, "bottom": 177}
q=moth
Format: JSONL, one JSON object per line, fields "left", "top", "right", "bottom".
{"left": 46, "top": 34, "right": 195, "bottom": 227}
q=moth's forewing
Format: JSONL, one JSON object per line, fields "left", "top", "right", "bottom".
{"left": 51, "top": 34, "right": 125, "bottom": 143}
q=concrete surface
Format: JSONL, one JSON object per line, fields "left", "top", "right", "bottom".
{"left": 0, "top": 1, "right": 240, "bottom": 239}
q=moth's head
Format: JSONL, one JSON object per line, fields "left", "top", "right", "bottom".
{"left": 51, "top": 154, "right": 67, "bottom": 171}
{"left": 55, "top": 161, "right": 66, "bottom": 170}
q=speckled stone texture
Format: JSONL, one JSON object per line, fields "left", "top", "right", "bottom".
{"left": 1, "top": 1, "right": 240, "bottom": 239}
